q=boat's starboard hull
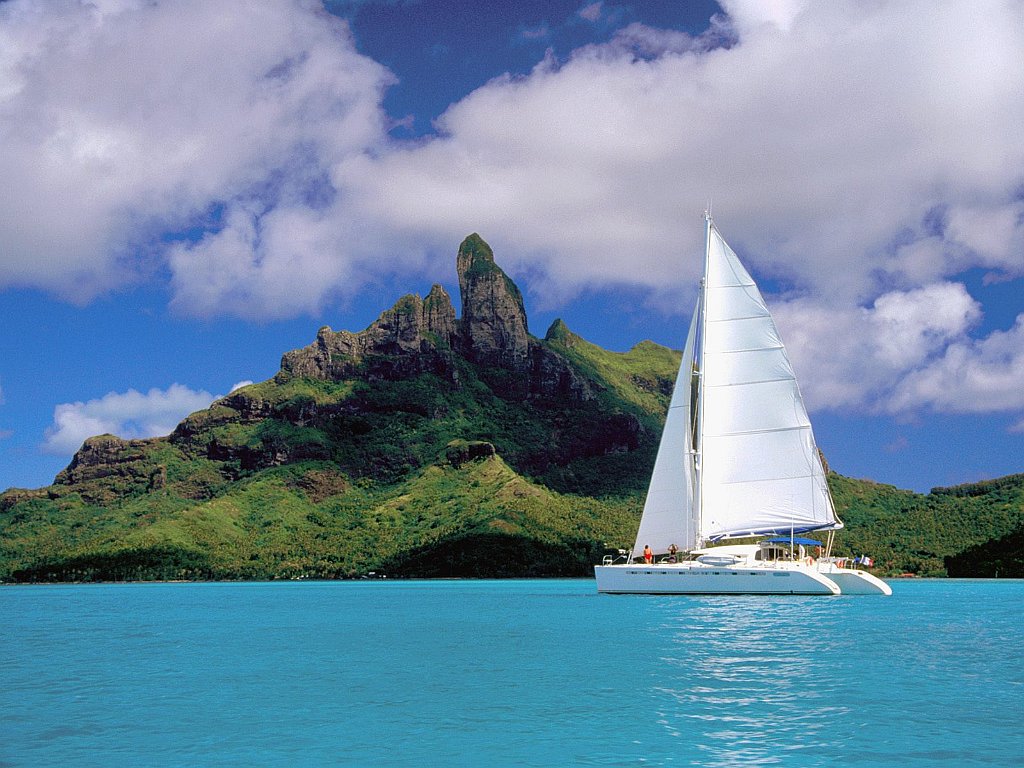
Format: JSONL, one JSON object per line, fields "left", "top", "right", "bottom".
{"left": 594, "top": 563, "right": 841, "bottom": 595}
{"left": 818, "top": 567, "right": 893, "bottom": 595}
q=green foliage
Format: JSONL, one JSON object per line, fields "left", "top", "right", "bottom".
{"left": 236, "top": 376, "right": 355, "bottom": 407}
{"left": 3, "top": 297, "right": 1022, "bottom": 582}
{"left": 459, "top": 234, "right": 499, "bottom": 279}
{"left": 946, "top": 525, "right": 1024, "bottom": 577}
{"left": 0, "top": 449, "right": 637, "bottom": 581}
{"left": 545, "top": 323, "right": 678, "bottom": 416}
{"left": 12, "top": 544, "right": 214, "bottom": 582}
{"left": 828, "top": 472, "right": 1024, "bottom": 576}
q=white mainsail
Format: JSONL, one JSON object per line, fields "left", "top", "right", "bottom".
{"left": 633, "top": 216, "right": 840, "bottom": 556}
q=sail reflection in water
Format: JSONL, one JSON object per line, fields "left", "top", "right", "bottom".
{"left": 648, "top": 598, "right": 850, "bottom": 766}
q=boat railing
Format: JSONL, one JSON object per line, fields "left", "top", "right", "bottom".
{"left": 601, "top": 550, "right": 631, "bottom": 565}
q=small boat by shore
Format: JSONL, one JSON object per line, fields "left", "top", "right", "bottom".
{"left": 595, "top": 214, "right": 890, "bottom": 595}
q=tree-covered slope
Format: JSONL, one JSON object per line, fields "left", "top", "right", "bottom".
{"left": 827, "top": 473, "right": 1024, "bottom": 576}
{"left": 0, "top": 235, "right": 666, "bottom": 581}
{"left": 1, "top": 234, "right": 1021, "bottom": 581}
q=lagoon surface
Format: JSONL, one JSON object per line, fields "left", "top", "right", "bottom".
{"left": 3, "top": 579, "right": 1023, "bottom": 767}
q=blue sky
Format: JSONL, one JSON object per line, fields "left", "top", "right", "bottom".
{"left": 1, "top": 0, "right": 1022, "bottom": 494}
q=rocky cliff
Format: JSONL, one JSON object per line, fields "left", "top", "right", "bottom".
{"left": 0, "top": 233, "right": 682, "bottom": 581}
{"left": 456, "top": 233, "right": 529, "bottom": 369}
{"left": 279, "top": 233, "right": 593, "bottom": 401}
{"left": 281, "top": 284, "right": 459, "bottom": 381}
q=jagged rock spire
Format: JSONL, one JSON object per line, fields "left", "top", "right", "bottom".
{"left": 456, "top": 233, "right": 529, "bottom": 369}
{"left": 280, "top": 285, "right": 457, "bottom": 380}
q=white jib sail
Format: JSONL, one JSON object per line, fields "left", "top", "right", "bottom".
{"left": 698, "top": 224, "right": 838, "bottom": 540}
{"left": 632, "top": 307, "right": 699, "bottom": 558}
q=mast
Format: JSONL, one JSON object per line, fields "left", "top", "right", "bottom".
{"left": 695, "top": 211, "right": 713, "bottom": 548}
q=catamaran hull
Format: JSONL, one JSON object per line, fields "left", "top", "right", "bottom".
{"left": 818, "top": 567, "right": 893, "bottom": 595}
{"left": 594, "top": 563, "right": 841, "bottom": 595}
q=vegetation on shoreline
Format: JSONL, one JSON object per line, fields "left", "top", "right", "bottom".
{"left": 3, "top": 234, "right": 1021, "bottom": 582}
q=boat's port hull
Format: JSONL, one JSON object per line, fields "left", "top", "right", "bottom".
{"left": 594, "top": 563, "right": 841, "bottom": 595}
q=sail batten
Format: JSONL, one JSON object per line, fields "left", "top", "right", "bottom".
{"left": 705, "top": 424, "right": 813, "bottom": 438}
{"left": 706, "top": 376, "right": 800, "bottom": 387}
{"left": 715, "top": 472, "right": 819, "bottom": 486}
{"left": 707, "top": 315, "right": 773, "bottom": 323}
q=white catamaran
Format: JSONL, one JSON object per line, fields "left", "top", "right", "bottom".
{"left": 594, "top": 214, "right": 891, "bottom": 596}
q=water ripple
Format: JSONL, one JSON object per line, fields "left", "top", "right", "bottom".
{"left": 3, "top": 580, "right": 1023, "bottom": 767}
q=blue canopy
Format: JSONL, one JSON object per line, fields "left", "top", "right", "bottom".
{"left": 763, "top": 537, "right": 823, "bottom": 547}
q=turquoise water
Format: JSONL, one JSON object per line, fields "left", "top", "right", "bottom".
{"left": 3, "top": 579, "right": 1022, "bottom": 767}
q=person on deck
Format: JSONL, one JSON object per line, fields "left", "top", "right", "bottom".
{"left": 643, "top": 545, "right": 653, "bottom": 564}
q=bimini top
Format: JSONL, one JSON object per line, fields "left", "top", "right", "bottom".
{"left": 762, "top": 536, "right": 823, "bottom": 547}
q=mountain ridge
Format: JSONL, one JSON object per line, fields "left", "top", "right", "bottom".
{"left": 2, "top": 234, "right": 1023, "bottom": 581}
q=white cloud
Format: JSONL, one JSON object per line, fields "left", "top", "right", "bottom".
{"left": 230, "top": 380, "right": 254, "bottom": 393}
{"left": 0, "top": 0, "right": 393, "bottom": 311}
{"left": 42, "top": 383, "right": 218, "bottom": 455}
{"left": 2, "top": 0, "right": 1023, "bottom": 423}
{"left": 3, "top": 0, "right": 1021, "bottom": 316}
{"left": 723, "top": 0, "right": 810, "bottom": 35}
{"left": 868, "top": 283, "right": 982, "bottom": 368}
{"left": 772, "top": 283, "right": 981, "bottom": 412}
{"left": 945, "top": 201, "right": 1024, "bottom": 271}
{"left": 335, "top": 0, "right": 1024, "bottom": 307}
{"left": 579, "top": 2, "right": 603, "bottom": 23}
{"left": 890, "top": 314, "right": 1024, "bottom": 415}
{"left": 773, "top": 284, "right": 1024, "bottom": 428}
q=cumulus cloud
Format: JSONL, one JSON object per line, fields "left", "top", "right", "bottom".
{"left": 42, "top": 383, "right": 218, "bottom": 455}
{"left": 772, "top": 283, "right": 982, "bottom": 412}
{"left": 0, "top": 0, "right": 393, "bottom": 313}
{"left": 889, "top": 314, "right": 1024, "bottom": 415}
{"left": 4, "top": 0, "right": 1021, "bottom": 313}
{"left": 336, "top": 0, "right": 1024, "bottom": 306}
{"left": 2, "top": 0, "right": 1023, "bottom": 421}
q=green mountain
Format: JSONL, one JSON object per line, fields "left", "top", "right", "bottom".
{"left": 828, "top": 474, "right": 1024, "bottom": 576}
{"left": 2, "top": 234, "right": 1022, "bottom": 581}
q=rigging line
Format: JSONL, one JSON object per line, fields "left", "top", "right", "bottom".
{"left": 705, "top": 345, "right": 785, "bottom": 354}
{"left": 714, "top": 472, "right": 818, "bottom": 486}
{"left": 705, "top": 314, "right": 771, "bottom": 323}
{"left": 704, "top": 376, "right": 797, "bottom": 387}
{"left": 704, "top": 424, "right": 811, "bottom": 437}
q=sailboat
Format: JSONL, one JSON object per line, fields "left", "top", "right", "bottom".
{"left": 594, "top": 214, "right": 891, "bottom": 596}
